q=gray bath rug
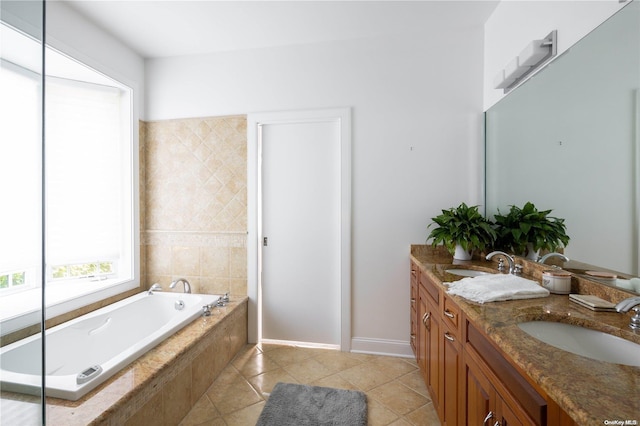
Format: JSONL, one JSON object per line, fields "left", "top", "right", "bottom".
{"left": 256, "top": 382, "right": 367, "bottom": 426}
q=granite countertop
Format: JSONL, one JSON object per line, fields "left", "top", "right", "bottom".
{"left": 410, "top": 246, "right": 640, "bottom": 425}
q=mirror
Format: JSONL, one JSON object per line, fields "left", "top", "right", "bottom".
{"left": 485, "top": 1, "right": 640, "bottom": 292}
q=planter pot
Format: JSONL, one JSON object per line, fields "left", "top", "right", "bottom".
{"left": 453, "top": 244, "right": 473, "bottom": 261}
{"left": 525, "top": 243, "right": 540, "bottom": 261}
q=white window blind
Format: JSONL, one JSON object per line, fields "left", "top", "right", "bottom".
{"left": 0, "top": 62, "right": 42, "bottom": 280}
{"left": 45, "top": 78, "right": 125, "bottom": 267}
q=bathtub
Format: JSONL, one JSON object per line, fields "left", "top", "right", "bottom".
{"left": 0, "top": 291, "right": 221, "bottom": 401}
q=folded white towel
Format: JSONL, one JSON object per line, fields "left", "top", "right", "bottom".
{"left": 446, "top": 274, "right": 549, "bottom": 304}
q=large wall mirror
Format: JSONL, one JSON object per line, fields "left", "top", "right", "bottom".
{"left": 485, "top": 1, "right": 640, "bottom": 291}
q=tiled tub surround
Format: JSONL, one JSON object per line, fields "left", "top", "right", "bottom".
{"left": 140, "top": 116, "right": 248, "bottom": 297}
{"left": 0, "top": 297, "right": 248, "bottom": 425}
{"left": 411, "top": 245, "right": 640, "bottom": 425}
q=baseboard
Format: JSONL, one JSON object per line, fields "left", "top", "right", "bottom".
{"left": 260, "top": 338, "right": 340, "bottom": 351}
{"left": 350, "top": 337, "right": 414, "bottom": 358}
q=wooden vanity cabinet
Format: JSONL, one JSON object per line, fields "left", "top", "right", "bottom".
{"left": 410, "top": 260, "right": 577, "bottom": 426}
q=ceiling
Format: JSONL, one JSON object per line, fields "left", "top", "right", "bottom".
{"left": 63, "top": 1, "right": 499, "bottom": 59}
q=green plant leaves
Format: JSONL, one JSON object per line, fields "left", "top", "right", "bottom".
{"left": 426, "top": 203, "right": 497, "bottom": 255}
{"left": 493, "top": 202, "right": 570, "bottom": 254}
{"left": 427, "top": 201, "right": 570, "bottom": 256}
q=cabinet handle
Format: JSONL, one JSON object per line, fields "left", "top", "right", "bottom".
{"left": 411, "top": 270, "right": 416, "bottom": 276}
{"left": 411, "top": 298, "right": 416, "bottom": 304}
{"left": 444, "top": 332, "right": 455, "bottom": 342}
{"left": 493, "top": 422, "right": 501, "bottom": 426}
{"left": 424, "top": 312, "right": 431, "bottom": 331}
{"left": 443, "top": 309, "right": 455, "bottom": 319}
{"left": 483, "top": 411, "right": 494, "bottom": 426}
{"left": 410, "top": 334, "right": 416, "bottom": 341}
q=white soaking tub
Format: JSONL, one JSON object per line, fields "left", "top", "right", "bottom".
{"left": 0, "top": 291, "right": 221, "bottom": 401}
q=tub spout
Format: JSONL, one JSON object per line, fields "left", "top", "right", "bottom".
{"left": 148, "top": 283, "right": 163, "bottom": 295}
{"left": 170, "top": 278, "right": 191, "bottom": 294}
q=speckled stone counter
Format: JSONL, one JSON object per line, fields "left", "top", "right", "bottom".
{"left": 0, "top": 296, "right": 248, "bottom": 426}
{"left": 410, "top": 245, "right": 640, "bottom": 426}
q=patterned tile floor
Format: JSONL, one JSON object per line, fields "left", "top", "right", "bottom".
{"left": 179, "top": 343, "right": 441, "bottom": 426}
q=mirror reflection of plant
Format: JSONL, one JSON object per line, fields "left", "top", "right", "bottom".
{"left": 493, "top": 202, "right": 569, "bottom": 255}
{"left": 427, "top": 202, "right": 497, "bottom": 255}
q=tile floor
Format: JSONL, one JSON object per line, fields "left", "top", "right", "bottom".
{"left": 178, "top": 343, "right": 441, "bottom": 426}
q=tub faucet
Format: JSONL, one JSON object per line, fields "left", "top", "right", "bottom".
{"left": 148, "top": 283, "right": 163, "bottom": 295}
{"left": 170, "top": 278, "right": 191, "bottom": 294}
{"left": 538, "top": 252, "right": 570, "bottom": 265}
{"left": 486, "top": 251, "right": 519, "bottom": 275}
{"left": 615, "top": 296, "right": 640, "bottom": 330}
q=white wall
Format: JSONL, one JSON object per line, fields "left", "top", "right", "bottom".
{"left": 46, "top": 1, "right": 145, "bottom": 123}
{"left": 484, "top": 0, "right": 626, "bottom": 110}
{"left": 146, "top": 24, "right": 486, "bottom": 355}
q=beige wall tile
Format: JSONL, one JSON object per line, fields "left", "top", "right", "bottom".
{"left": 191, "top": 344, "right": 217, "bottom": 405}
{"left": 124, "top": 390, "right": 163, "bottom": 426}
{"left": 229, "top": 248, "right": 246, "bottom": 279}
{"left": 172, "top": 246, "right": 200, "bottom": 277}
{"left": 141, "top": 115, "right": 248, "bottom": 295}
{"left": 201, "top": 247, "right": 229, "bottom": 277}
{"left": 163, "top": 364, "right": 193, "bottom": 425}
{"left": 199, "top": 278, "right": 230, "bottom": 296}
{"left": 147, "top": 244, "right": 172, "bottom": 276}
{"left": 230, "top": 279, "right": 248, "bottom": 297}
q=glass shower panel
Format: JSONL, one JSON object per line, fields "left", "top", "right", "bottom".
{"left": 0, "top": 1, "right": 45, "bottom": 425}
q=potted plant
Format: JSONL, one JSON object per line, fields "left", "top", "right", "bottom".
{"left": 493, "top": 201, "right": 570, "bottom": 260}
{"left": 427, "top": 203, "right": 497, "bottom": 260}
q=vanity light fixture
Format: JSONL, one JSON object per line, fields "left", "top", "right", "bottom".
{"left": 494, "top": 30, "right": 557, "bottom": 93}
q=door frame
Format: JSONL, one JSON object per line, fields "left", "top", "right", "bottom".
{"left": 247, "top": 108, "right": 352, "bottom": 351}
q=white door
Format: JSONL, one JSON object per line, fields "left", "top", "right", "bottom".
{"left": 257, "top": 112, "right": 347, "bottom": 347}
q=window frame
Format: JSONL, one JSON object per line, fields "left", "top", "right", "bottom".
{"left": 0, "top": 24, "right": 140, "bottom": 336}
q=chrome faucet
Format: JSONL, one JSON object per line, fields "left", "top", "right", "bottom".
{"left": 170, "top": 278, "right": 191, "bottom": 293}
{"left": 486, "top": 251, "right": 519, "bottom": 275}
{"left": 148, "top": 283, "right": 163, "bottom": 295}
{"left": 538, "top": 252, "right": 570, "bottom": 264}
{"left": 615, "top": 296, "right": 640, "bottom": 330}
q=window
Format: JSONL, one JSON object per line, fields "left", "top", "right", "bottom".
{"left": 0, "top": 23, "right": 138, "bottom": 335}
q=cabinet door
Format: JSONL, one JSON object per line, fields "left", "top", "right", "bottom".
{"left": 464, "top": 349, "right": 493, "bottom": 426}
{"left": 418, "top": 287, "right": 429, "bottom": 374}
{"left": 441, "top": 324, "right": 461, "bottom": 426}
{"left": 426, "top": 297, "right": 440, "bottom": 411}
{"left": 497, "top": 396, "right": 526, "bottom": 426}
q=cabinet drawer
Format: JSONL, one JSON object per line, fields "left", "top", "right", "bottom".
{"left": 466, "top": 321, "right": 547, "bottom": 425}
{"left": 420, "top": 271, "right": 440, "bottom": 305}
{"left": 442, "top": 297, "right": 460, "bottom": 334}
{"left": 411, "top": 262, "right": 419, "bottom": 286}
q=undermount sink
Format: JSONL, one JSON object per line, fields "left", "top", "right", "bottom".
{"left": 446, "top": 269, "right": 494, "bottom": 278}
{"left": 518, "top": 321, "right": 640, "bottom": 367}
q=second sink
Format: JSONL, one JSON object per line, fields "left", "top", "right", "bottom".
{"left": 518, "top": 321, "right": 640, "bottom": 367}
{"left": 446, "top": 269, "right": 494, "bottom": 278}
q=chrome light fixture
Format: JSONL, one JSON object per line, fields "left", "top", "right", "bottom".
{"left": 494, "top": 30, "right": 557, "bottom": 92}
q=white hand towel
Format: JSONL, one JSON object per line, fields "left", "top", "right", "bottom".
{"left": 446, "top": 274, "right": 549, "bottom": 304}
